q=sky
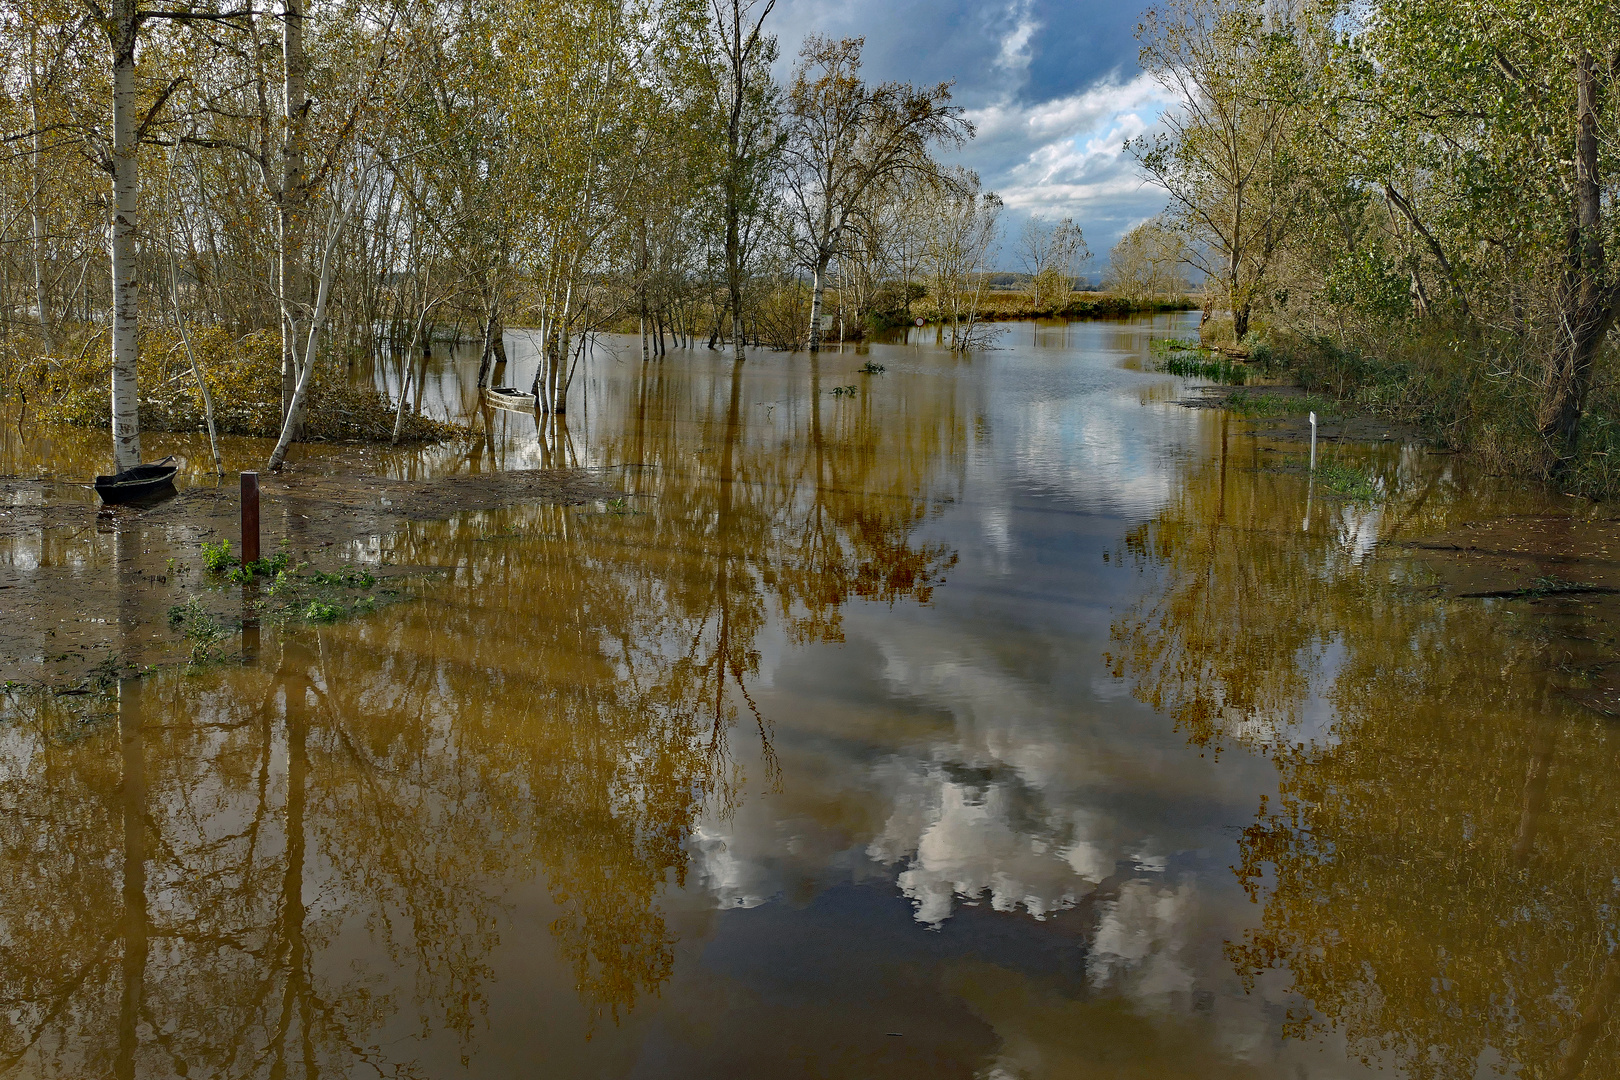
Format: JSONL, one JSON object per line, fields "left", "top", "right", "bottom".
{"left": 771, "top": 0, "right": 1177, "bottom": 274}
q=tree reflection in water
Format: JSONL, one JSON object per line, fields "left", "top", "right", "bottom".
{"left": 0, "top": 357, "right": 964, "bottom": 1075}
{"left": 1111, "top": 423, "right": 1620, "bottom": 1077}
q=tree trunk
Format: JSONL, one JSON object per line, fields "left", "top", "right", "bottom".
{"left": 724, "top": 46, "right": 747, "bottom": 363}
{"left": 28, "top": 58, "right": 54, "bottom": 354}
{"left": 476, "top": 316, "right": 494, "bottom": 389}
{"left": 1538, "top": 53, "right": 1618, "bottom": 464}
{"left": 709, "top": 296, "right": 727, "bottom": 350}
{"left": 1233, "top": 303, "right": 1251, "bottom": 340}
{"left": 476, "top": 291, "right": 501, "bottom": 388}
{"left": 1226, "top": 195, "right": 1244, "bottom": 345}
{"left": 108, "top": 0, "right": 141, "bottom": 471}
{"left": 728, "top": 239, "right": 746, "bottom": 363}
{"left": 553, "top": 283, "right": 572, "bottom": 413}
{"left": 266, "top": 209, "right": 340, "bottom": 471}
{"left": 277, "top": 0, "right": 310, "bottom": 426}
{"left": 807, "top": 252, "right": 831, "bottom": 352}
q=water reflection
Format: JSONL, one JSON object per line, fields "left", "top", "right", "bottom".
{"left": 1111, "top": 421, "right": 1620, "bottom": 1076}
{"left": 12, "top": 315, "right": 1614, "bottom": 1076}
{"left": 1, "top": 348, "right": 971, "bottom": 1073}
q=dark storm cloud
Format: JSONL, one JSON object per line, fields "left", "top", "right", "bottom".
{"left": 1022, "top": 0, "right": 1143, "bottom": 102}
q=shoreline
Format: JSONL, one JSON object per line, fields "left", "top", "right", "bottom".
{"left": 0, "top": 449, "right": 617, "bottom": 689}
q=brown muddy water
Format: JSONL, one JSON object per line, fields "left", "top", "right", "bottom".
{"left": 4, "top": 316, "right": 1620, "bottom": 1078}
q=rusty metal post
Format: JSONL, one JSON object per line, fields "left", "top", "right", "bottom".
{"left": 240, "top": 471, "right": 260, "bottom": 565}
{"left": 240, "top": 471, "right": 261, "bottom": 660}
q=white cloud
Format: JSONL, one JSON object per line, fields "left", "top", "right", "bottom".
{"left": 962, "top": 72, "right": 1169, "bottom": 144}
{"left": 867, "top": 759, "right": 1106, "bottom": 926}
{"left": 994, "top": 0, "right": 1041, "bottom": 80}
{"left": 949, "top": 73, "right": 1179, "bottom": 255}
{"left": 1089, "top": 879, "right": 1198, "bottom": 999}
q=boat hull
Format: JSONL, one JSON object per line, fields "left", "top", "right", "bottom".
{"left": 95, "top": 460, "right": 179, "bottom": 505}
{"left": 484, "top": 386, "right": 538, "bottom": 412}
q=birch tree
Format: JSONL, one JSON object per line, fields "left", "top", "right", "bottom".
{"left": 782, "top": 35, "right": 969, "bottom": 352}
{"left": 923, "top": 168, "right": 1002, "bottom": 351}
{"left": 78, "top": 0, "right": 239, "bottom": 469}
{"left": 93, "top": 0, "right": 142, "bottom": 469}
{"left": 1132, "top": 0, "right": 1306, "bottom": 340}
{"left": 1017, "top": 214, "right": 1089, "bottom": 308}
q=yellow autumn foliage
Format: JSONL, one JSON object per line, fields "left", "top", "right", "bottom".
{"left": 4, "top": 327, "right": 453, "bottom": 443}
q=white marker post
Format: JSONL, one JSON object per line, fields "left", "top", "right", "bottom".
{"left": 1303, "top": 412, "right": 1318, "bottom": 532}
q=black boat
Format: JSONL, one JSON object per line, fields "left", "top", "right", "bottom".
{"left": 95, "top": 456, "right": 179, "bottom": 505}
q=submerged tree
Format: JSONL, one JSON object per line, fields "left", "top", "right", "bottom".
{"left": 1105, "top": 217, "right": 1190, "bottom": 303}
{"left": 1017, "top": 214, "right": 1089, "bottom": 309}
{"left": 781, "top": 35, "right": 969, "bottom": 352}
{"left": 1132, "top": 0, "right": 1307, "bottom": 340}
{"left": 922, "top": 168, "right": 1003, "bottom": 351}
{"left": 700, "top": 0, "right": 781, "bottom": 363}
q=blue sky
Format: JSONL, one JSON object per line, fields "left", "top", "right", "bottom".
{"left": 772, "top": 0, "right": 1176, "bottom": 272}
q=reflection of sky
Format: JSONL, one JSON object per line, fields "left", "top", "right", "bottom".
{"left": 655, "top": 315, "right": 1369, "bottom": 1074}
{"left": 326, "top": 314, "right": 1373, "bottom": 1073}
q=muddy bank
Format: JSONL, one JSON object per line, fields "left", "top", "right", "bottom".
{"left": 0, "top": 460, "right": 619, "bottom": 688}
{"left": 1394, "top": 510, "right": 1620, "bottom": 716}
{"left": 1178, "top": 381, "right": 1424, "bottom": 443}
{"left": 1185, "top": 381, "right": 1620, "bottom": 718}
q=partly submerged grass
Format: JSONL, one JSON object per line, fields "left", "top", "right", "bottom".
{"left": 1152, "top": 337, "right": 1251, "bottom": 384}
{"left": 1164, "top": 353, "right": 1251, "bottom": 384}
{"left": 1312, "top": 459, "right": 1382, "bottom": 502}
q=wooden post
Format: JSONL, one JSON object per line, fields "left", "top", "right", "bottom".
{"left": 240, "top": 471, "right": 260, "bottom": 565}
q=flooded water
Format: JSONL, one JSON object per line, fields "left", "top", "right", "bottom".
{"left": 4, "top": 317, "right": 1620, "bottom": 1078}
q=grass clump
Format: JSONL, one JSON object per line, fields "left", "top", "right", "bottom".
{"left": 189, "top": 539, "right": 402, "bottom": 640}
{"left": 1311, "top": 460, "right": 1382, "bottom": 503}
{"left": 306, "top": 567, "right": 377, "bottom": 588}
{"left": 303, "top": 601, "right": 342, "bottom": 623}
{"left": 1152, "top": 337, "right": 1251, "bottom": 384}
{"left": 201, "top": 538, "right": 236, "bottom": 572}
{"left": 167, "top": 597, "right": 231, "bottom": 663}
{"left": 202, "top": 539, "right": 301, "bottom": 583}
{"left": 228, "top": 551, "right": 293, "bottom": 583}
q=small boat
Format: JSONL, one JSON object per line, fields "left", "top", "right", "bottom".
{"left": 484, "top": 385, "right": 538, "bottom": 412}
{"left": 95, "top": 456, "right": 179, "bottom": 505}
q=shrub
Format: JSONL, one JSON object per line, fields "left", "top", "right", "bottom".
{"left": 11, "top": 326, "right": 455, "bottom": 443}
{"left": 201, "top": 539, "right": 236, "bottom": 572}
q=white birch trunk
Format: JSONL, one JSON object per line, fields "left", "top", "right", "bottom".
{"left": 108, "top": 0, "right": 141, "bottom": 470}
{"left": 266, "top": 188, "right": 353, "bottom": 471}
{"left": 28, "top": 60, "right": 54, "bottom": 354}
{"left": 807, "top": 253, "right": 830, "bottom": 352}
{"left": 277, "top": 0, "right": 310, "bottom": 422}
{"left": 266, "top": 223, "right": 339, "bottom": 471}
{"left": 552, "top": 277, "right": 573, "bottom": 413}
